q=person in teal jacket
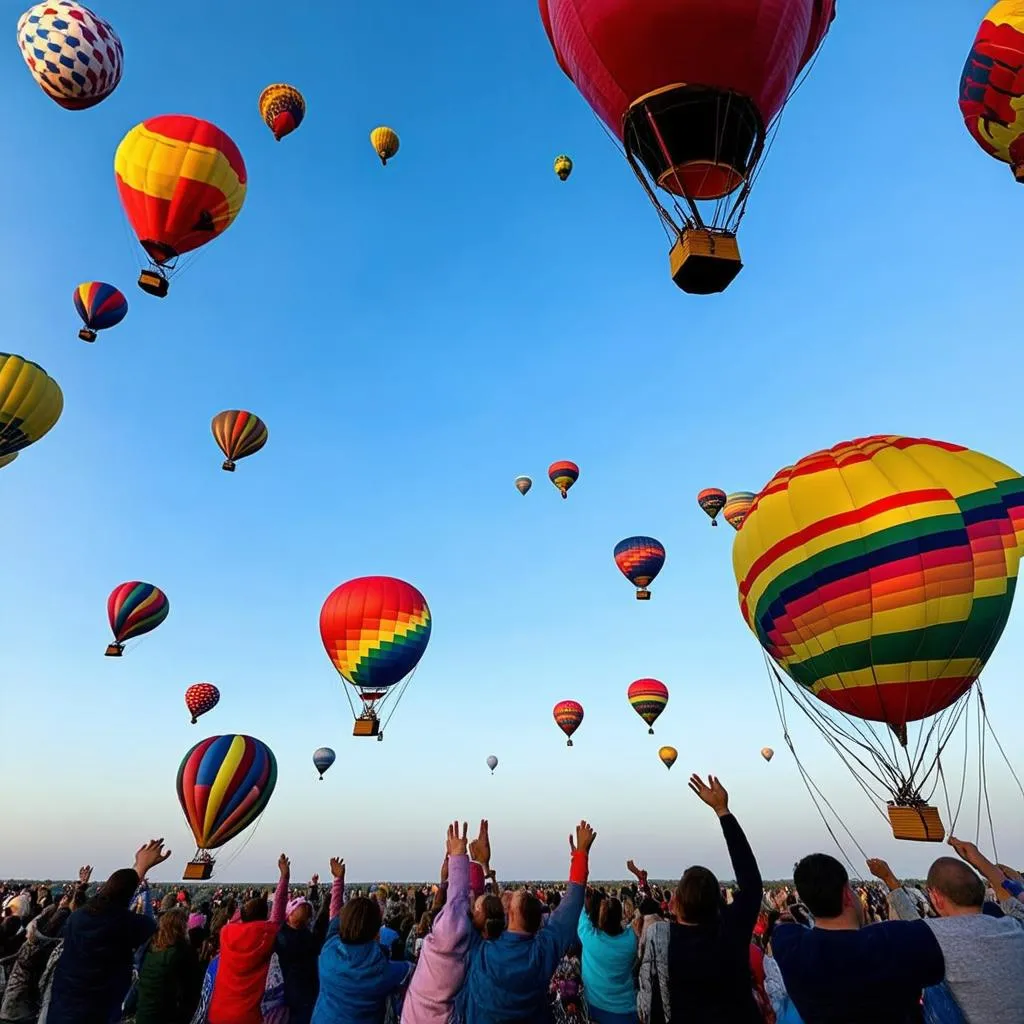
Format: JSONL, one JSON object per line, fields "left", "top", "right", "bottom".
{"left": 577, "top": 894, "right": 638, "bottom": 1023}
{"left": 311, "top": 858, "right": 412, "bottom": 1024}
{"left": 457, "top": 820, "right": 597, "bottom": 1024}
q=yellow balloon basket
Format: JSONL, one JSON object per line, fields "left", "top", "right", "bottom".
{"left": 353, "top": 716, "right": 381, "bottom": 739}
{"left": 183, "top": 860, "right": 214, "bottom": 881}
{"left": 887, "top": 803, "right": 945, "bottom": 843}
{"left": 138, "top": 269, "right": 169, "bottom": 298}
{"left": 636, "top": 590, "right": 652, "bottom": 601}
{"left": 669, "top": 228, "right": 742, "bottom": 295}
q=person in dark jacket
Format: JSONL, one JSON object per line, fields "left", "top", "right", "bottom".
{"left": 275, "top": 896, "right": 324, "bottom": 1024}
{"left": 134, "top": 907, "right": 199, "bottom": 1024}
{"left": 47, "top": 839, "right": 171, "bottom": 1024}
{"left": 637, "top": 775, "right": 763, "bottom": 1024}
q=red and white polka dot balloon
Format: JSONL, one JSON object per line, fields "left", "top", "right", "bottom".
{"left": 185, "top": 682, "right": 220, "bottom": 724}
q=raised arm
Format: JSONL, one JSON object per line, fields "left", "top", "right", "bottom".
{"left": 425, "top": 822, "right": 472, "bottom": 952}
{"left": 545, "top": 821, "right": 595, "bottom": 952}
{"left": 689, "top": 775, "right": 762, "bottom": 930}
{"left": 328, "top": 857, "right": 346, "bottom": 923}
{"left": 866, "top": 858, "right": 922, "bottom": 921}
{"left": 270, "top": 854, "right": 290, "bottom": 926}
{"left": 950, "top": 838, "right": 1024, "bottom": 923}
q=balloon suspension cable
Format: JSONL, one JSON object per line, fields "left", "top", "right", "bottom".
{"left": 216, "top": 806, "right": 270, "bottom": 874}
{"left": 379, "top": 663, "right": 421, "bottom": 733}
{"left": 977, "top": 680, "right": 1024, "bottom": 803}
{"left": 768, "top": 654, "right": 870, "bottom": 873}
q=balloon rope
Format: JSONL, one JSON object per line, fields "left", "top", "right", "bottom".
{"left": 217, "top": 807, "right": 268, "bottom": 874}
{"left": 977, "top": 681, "right": 1024, "bottom": 802}
{"left": 380, "top": 664, "right": 421, "bottom": 733}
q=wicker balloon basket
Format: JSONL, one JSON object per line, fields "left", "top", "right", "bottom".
{"left": 353, "top": 716, "right": 380, "bottom": 738}
{"left": 669, "top": 228, "right": 742, "bottom": 294}
{"left": 183, "top": 860, "right": 214, "bottom": 881}
{"left": 887, "top": 803, "right": 945, "bottom": 842}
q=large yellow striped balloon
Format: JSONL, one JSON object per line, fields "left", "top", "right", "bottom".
{"left": 733, "top": 436, "right": 1024, "bottom": 728}
{"left": 0, "top": 354, "right": 64, "bottom": 458}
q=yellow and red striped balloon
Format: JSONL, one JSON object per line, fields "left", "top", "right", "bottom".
{"left": 553, "top": 699, "right": 584, "bottom": 746}
{"left": 733, "top": 436, "right": 1024, "bottom": 728}
{"left": 627, "top": 678, "right": 669, "bottom": 733}
{"left": 211, "top": 410, "right": 268, "bottom": 472}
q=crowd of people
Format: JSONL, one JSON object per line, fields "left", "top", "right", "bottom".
{"left": 2, "top": 774, "right": 1022, "bottom": 1023}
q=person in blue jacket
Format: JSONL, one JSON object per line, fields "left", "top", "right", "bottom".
{"left": 577, "top": 892, "right": 638, "bottom": 1023}
{"left": 458, "top": 820, "right": 597, "bottom": 1024}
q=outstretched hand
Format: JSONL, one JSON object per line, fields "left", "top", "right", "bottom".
{"left": 78, "top": 866, "right": 93, "bottom": 885}
{"left": 569, "top": 820, "right": 597, "bottom": 854}
{"left": 279, "top": 854, "right": 291, "bottom": 878}
{"left": 447, "top": 820, "right": 469, "bottom": 857}
{"left": 688, "top": 774, "right": 729, "bottom": 816}
{"left": 469, "top": 819, "right": 491, "bottom": 868}
{"left": 134, "top": 839, "right": 172, "bottom": 879}
{"left": 866, "top": 858, "right": 898, "bottom": 888}
{"left": 329, "top": 857, "right": 345, "bottom": 881}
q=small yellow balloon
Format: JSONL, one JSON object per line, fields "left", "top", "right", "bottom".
{"left": 370, "top": 126, "right": 400, "bottom": 165}
{"left": 658, "top": 746, "right": 678, "bottom": 770}
{"left": 554, "top": 154, "right": 573, "bottom": 181}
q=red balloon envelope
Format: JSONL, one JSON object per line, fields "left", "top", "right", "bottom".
{"left": 553, "top": 699, "right": 584, "bottom": 746}
{"left": 185, "top": 683, "right": 220, "bottom": 724}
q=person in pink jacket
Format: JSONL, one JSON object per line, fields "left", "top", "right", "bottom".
{"left": 402, "top": 820, "right": 489, "bottom": 1024}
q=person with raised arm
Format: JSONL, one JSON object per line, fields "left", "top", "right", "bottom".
{"left": 207, "top": 853, "right": 290, "bottom": 1024}
{"left": 47, "top": 840, "right": 171, "bottom": 1024}
{"left": 312, "top": 854, "right": 413, "bottom": 1023}
{"left": 637, "top": 775, "right": 763, "bottom": 1024}
{"left": 458, "top": 819, "right": 596, "bottom": 1024}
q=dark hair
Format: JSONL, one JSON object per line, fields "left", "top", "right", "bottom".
{"left": 547, "top": 891, "right": 561, "bottom": 910}
{"left": 927, "top": 857, "right": 985, "bottom": 909}
{"left": 586, "top": 889, "right": 604, "bottom": 930}
{"left": 598, "top": 897, "right": 624, "bottom": 937}
{"left": 638, "top": 895, "right": 661, "bottom": 917}
{"left": 87, "top": 869, "right": 140, "bottom": 915}
{"left": 519, "top": 893, "right": 544, "bottom": 935}
{"left": 241, "top": 897, "right": 268, "bottom": 923}
{"left": 793, "top": 854, "right": 849, "bottom": 918}
{"left": 339, "top": 897, "right": 382, "bottom": 945}
{"left": 478, "top": 895, "right": 505, "bottom": 939}
{"left": 415, "top": 911, "right": 433, "bottom": 939}
{"left": 674, "top": 866, "right": 721, "bottom": 926}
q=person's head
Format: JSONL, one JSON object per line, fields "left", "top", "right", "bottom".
{"left": 598, "top": 896, "right": 624, "bottom": 937}
{"left": 88, "top": 869, "right": 141, "bottom": 914}
{"left": 286, "top": 897, "right": 312, "bottom": 931}
{"left": 586, "top": 888, "right": 604, "bottom": 928}
{"left": 793, "top": 853, "right": 862, "bottom": 927}
{"left": 415, "top": 911, "right": 433, "bottom": 939}
{"left": 506, "top": 891, "right": 544, "bottom": 935}
{"left": 152, "top": 907, "right": 188, "bottom": 951}
{"left": 159, "top": 892, "right": 178, "bottom": 914}
{"left": 673, "top": 865, "right": 722, "bottom": 926}
{"left": 547, "top": 890, "right": 561, "bottom": 910}
{"left": 638, "top": 895, "right": 661, "bottom": 917}
{"left": 338, "top": 897, "right": 382, "bottom": 945}
{"left": 471, "top": 894, "right": 505, "bottom": 939}
{"left": 240, "top": 896, "right": 268, "bottom": 923}
{"left": 926, "top": 857, "right": 985, "bottom": 917}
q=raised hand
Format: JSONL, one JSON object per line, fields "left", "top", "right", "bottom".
{"left": 329, "top": 857, "right": 345, "bottom": 881}
{"left": 78, "top": 866, "right": 93, "bottom": 885}
{"left": 447, "top": 820, "right": 469, "bottom": 857}
{"left": 688, "top": 774, "right": 729, "bottom": 816}
{"left": 311, "top": 873, "right": 320, "bottom": 888}
{"left": 469, "top": 819, "right": 491, "bottom": 867}
{"left": 134, "top": 839, "right": 172, "bottom": 879}
{"left": 279, "top": 854, "right": 291, "bottom": 878}
{"left": 948, "top": 836, "right": 982, "bottom": 866}
{"left": 569, "top": 820, "right": 597, "bottom": 854}
{"left": 865, "top": 858, "right": 899, "bottom": 889}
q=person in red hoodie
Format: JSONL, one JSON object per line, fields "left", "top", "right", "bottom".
{"left": 208, "top": 853, "right": 290, "bottom": 1024}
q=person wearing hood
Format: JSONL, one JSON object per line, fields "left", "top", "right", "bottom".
{"left": 47, "top": 840, "right": 171, "bottom": 1024}
{"left": 0, "top": 870, "right": 90, "bottom": 1024}
{"left": 207, "top": 854, "right": 290, "bottom": 1024}
{"left": 312, "top": 856, "right": 413, "bottom": 1024}
{"left": 458, "top": 819, "right": 596, "bottom": 1024}
{"left": 275, "top": 888, "right": 327, "bottom": 1024}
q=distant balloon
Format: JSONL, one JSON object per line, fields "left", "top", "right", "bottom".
{"left": 185, "top": 683, "right": 219, "bottom": 724}
{"left": 106, "top": 581, "right": 169, "bottom": 656}
{"left": 554, "top": 699, "right": 584, "bottom": 746}
{"left": 313, "top": 747, "right": 336, "bottom": 780}
{"left": 0, "top": 354, "right": 64, "bottom": 459}
{"left": 548, "top": 460, "right": 579, "bottom": 499}
{"left": 370, "top": 126, "right": 400, "bottom": 165}
{"left": 614, "top": 536, "right": 666, "bottom": 600}
{"left": 697, "top": 488, "right": 727, "bottom": 526}
{"left": 17, "top": 2, "right": 123, "bottom": 110}
{"left": 723, "top": 491, "right": 756, "bottom": 531}
{"left": 515, "top": 475, "right": 532, "bottom": 496}
{"left": 761, "top": 746, "right": 774, "bottom": 762}
{"left": 554, "top": 154, "right": 573, "bottom": 180}
{"left": 259, "top": 83, "right": 305, "bottom": 141}
{"left": 659, "top": 746, "right": 678, "bottom": 770}
{"left": 73, "top": 282, "right": 127, "bottom": 342}
{"left": 486, "top": 754, "right": 499, "bottom": 774}
{"left": 627, "top": 678, "right": 669, "bottom": 733}
{"left": 211, "top": 410, "right": 268, "bottom": 472}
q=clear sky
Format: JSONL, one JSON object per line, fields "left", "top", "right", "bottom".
{"left": 2, "top": 1, "right": 1023, "bottom": 886}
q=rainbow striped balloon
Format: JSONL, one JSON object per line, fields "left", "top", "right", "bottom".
{"left": 553, "top": 699, "right": 584, "bottom": 745}
{"left": 733, "top": 436, "right": 1024, "bottom": 726}
{"left": 614, "top": 536, "right": 666, "bottom": 597}
{"left": 106, "top": 581, "right": 169, "bottom": 653}
{"left": 723, "top": 492, "right": 756, "bottom": 531}
{"left": 627, "top": 677, "right": 669, "bottom": 732}
{"left": 548, "top": 460, "right": 579, "bottom": 499}
{"left": 73, "top": 282, "right": 127, "bottom": 335}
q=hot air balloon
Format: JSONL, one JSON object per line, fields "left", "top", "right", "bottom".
{"left": 177, "top": 734, "right": 277, "bottom": 879}
{"left": 0, "top": 453, "right": 18, "bottom": 470}
{"left": 185, "top": 683, "right": 219, "bottom": 724}
{"left": 960, "top": 3, "right": 1024, "bottom": 181}
{"left": 613, "top": 536, "right": 666, "bottom": 600}
{"left": 320, "top": 576, "right": 431, "bottom": 739}
{"left": 761, "top": 747, "right": 774, "bottom": 762}
{"left": 115, "top": 116, "right": 247, "bottom": 297}
{"left": 553, "top": 700, "right": 584, "bottom": 746}
{"left": 554, "top": 154, "right": 573, "bottom": 180}
{"left": 106, "top": 581, "right": 169, "bottom": 656}
{"left": 627, "top": 678, "right": 669, "bottom": 733}
{"left": 697, "top": 488, "right": 727, "bottom": 526}
{"left": 515, "top": 475, "right": 532, "bottom": 496}
{"left": 0, "top": 354, "right": 63, "bottom": 459}
{"left": 72, "top": 282, "right": 127, "bottom": 342}
{"left": 723, "top": 492, "right": 756, "bottom": 531}
{"left": 259, "top": 83, "right": 305, "bottom": 141}
{"left": 734, "top": 435, "right": 1024, "bottom": 842}
{"left": 17, "top": 2, "right": 123, "bottom": 110}
{"left": 211, "top": 410, "right": 268, "bottom": 472}
{"left": 486, "top": 755, "right": 498, "bottom": 774}
{"left": 549, "top": 460, "right": 579, "bottom": 499}
{"left": 659, "top": 746, "right": 678, "bottom": 770}
{"left": 370, "top": 126, "right": 400, "bottom": 165}
{"left": 538, "top": 0, "right": 835, "bottom": 293}
{"left": 313, "top": 747, "right": 336, "bottom": 780}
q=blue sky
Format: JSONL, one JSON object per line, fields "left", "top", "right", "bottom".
{"left": 3, "top": 1, "right": 1023, "bottom": 884}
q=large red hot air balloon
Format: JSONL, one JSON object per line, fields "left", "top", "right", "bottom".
{"left": 539, "top": 0, "right": 835, "bottom": 293}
